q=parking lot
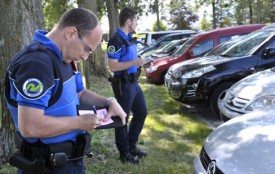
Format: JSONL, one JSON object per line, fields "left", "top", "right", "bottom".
{"left": 180, "top": 104, "right": 223, "bottom": 129}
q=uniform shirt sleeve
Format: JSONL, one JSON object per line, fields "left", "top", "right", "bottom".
{"left": 10, "top": 53, "right": 55, "bottom": 109}
{"left": 75, "top": 72, "right": 85, "bottom": 92}
{"left": 107, "top": 37, "right": 127, "bottom": 60}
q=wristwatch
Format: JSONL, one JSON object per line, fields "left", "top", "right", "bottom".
{"left": 104, "top": 97, "right": 117, "bottom": 107}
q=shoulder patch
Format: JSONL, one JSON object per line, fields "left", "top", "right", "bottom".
{"left": 108, "top": 45, "right": 116, "bottom": 53}
{"left": 22, "top": 78, "right": 43, "bottom": 98}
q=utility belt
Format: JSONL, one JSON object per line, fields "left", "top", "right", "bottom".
{"left": 9, "top": 132, "right": 92, "bottom": 174}
{"left": 109, "top": 72, "right": 140, "bottom": 83}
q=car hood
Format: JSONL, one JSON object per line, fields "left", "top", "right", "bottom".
{"left": 204, "top": 107, "right": 275, "bottom": 174}
{"left": 229, "top": 68, "right": 275, "bottom": 100}
{"left": 169, "top": 55, "right": 232, "bottom": 72}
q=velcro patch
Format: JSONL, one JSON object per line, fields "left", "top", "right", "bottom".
{"left": 107, "top": 45, "right": 116, "bottom": 53}
{"left": 22, "top": 78, "right": 43, "bottom": 98}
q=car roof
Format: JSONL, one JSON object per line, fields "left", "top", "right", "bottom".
{"left": 192, "top": 24, "right": 265, "bottom": 38}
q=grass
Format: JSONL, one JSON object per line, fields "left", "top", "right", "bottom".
{"left": 85, "top": 72, "right": 212, "bottom": 174}
{"left": 0, "top": 72, "right": 212, "bottom": 174}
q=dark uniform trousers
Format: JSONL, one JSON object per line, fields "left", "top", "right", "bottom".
{"left": 17, "top": 160, "right": 85, "bottom": 174}
{"left": 111, "top": 80, "right": 147, "bottom": 153}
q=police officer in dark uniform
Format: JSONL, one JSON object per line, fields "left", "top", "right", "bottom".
{"left": 107, "top": 7, "right": 148, "bottom": 164}
{"left": 5, "top": 8, "right": 126, "bottom": 174}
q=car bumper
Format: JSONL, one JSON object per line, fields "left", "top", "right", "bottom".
{"left": 145, "top": 71, "right": 161, "bottom": 84}
{"left": 193, "top": 156, "right": 207, "bottom": 174}
{"left": 165, "top": 73, "right": 207, "bottom": 105}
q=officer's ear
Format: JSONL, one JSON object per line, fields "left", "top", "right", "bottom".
{"left": 126, "top": 19, "right": 132, "bottom": 26}
{"left": 64, "top": 27, "right": 77, "bottom": 40}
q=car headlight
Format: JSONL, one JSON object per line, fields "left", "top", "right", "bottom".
{"left": 146, "top": 65, "right": 158, "bottom": 73}
{"left": 172, "top": 68, "right": 182, "bottom": 78}
{"left": 246, "top": 95, "right": 275, "bottom": 111}
{"left": 181, "top": 65, "right": 216, "bottom": 79}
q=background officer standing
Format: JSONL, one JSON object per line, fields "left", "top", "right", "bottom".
{"left": 107, "top": 7, "right": 148, "bottom": 164}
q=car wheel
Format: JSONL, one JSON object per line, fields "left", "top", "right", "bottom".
{"left": 209, "top": 82, "right": 234, "bottom": 118}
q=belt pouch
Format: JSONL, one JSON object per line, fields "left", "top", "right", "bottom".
{"left": 74, "top": 133, "right": 92, "bottom": 158}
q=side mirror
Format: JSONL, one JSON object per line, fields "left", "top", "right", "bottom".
{"left": 186, "top": 50, "right": 194, "bottom": 59}
{"left": 263, "top": 47, "right": 275, "bottom": 59}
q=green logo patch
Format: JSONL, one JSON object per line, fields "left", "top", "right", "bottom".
{"left": 108, "top": 46, "right": 116, "bottom": 53}
{"left": 23, "top": 78, "right": 43, "bottom": 98}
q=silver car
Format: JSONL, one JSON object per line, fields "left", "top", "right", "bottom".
{"left": 220, "top": 67, "right": 275, "bottom": 121}
{"left": 194, "top": 107, "right": 275, "bottom": 174}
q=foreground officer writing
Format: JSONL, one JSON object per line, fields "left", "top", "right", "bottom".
{"left": 107, "top": 7, "right": 148, "bottom": 164}
{"left": 5, "top": 8, "right": 126, "bottom": 174}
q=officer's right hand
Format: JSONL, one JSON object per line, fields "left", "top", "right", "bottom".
{"left": 135, "top": 58, "right": 145, "bottom": 67}
{"left": 78, "top": 114, "right": 102, "bottom": 130}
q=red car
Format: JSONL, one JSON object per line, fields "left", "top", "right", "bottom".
{"left": 145, "top": 24, "right": 265, "bottom": 84}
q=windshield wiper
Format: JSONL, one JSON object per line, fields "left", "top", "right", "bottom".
{"left": 220, "top": 54, "right": 231, "bottom": 57}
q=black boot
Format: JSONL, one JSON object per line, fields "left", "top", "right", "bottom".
{"left": 130, "top": 146, "right": 147, "bottom": 158}
{"left": 119, "top": 152, "right": 139, "bottom": 164}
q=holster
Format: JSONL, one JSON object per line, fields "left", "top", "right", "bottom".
{"left": 10, "top": 152, "right": 46, "bottom": 174}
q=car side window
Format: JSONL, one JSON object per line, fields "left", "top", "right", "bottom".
{"left": 191, "top": 39, "right": 214, "bottom": 57}
{"left": 267, "top": 38, "right": 275, "bottom": 47}
{"left": 219, "top": 35, "right": 242, "bottom": 44}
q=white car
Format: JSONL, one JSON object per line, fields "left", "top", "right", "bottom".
{"left": 219, "top": 67, "right": 275, "bottom": 121}
{"left": 194, "top": 107, "right": 275, "bottom": 174}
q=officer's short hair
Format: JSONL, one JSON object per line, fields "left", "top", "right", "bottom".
{"left": 57, "top": 8, "right": 99, "bottom": 38}
{"left": 119, "top": 7, "right": 137, "bottom": 27}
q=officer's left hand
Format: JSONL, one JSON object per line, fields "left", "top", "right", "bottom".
{"left": 104, "top": 100, "right": 126, "bottom": 125}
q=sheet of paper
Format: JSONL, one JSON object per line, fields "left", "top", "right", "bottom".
{"left": 78, "top": 108, "right": 114, "bottom": 126}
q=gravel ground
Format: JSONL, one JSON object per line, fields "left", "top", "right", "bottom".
{"left": 180, "top": 104, "right": 223, "bottom": 129}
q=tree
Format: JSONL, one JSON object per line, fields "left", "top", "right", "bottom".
{"left": 42, "top": 0, "right": 74, "bottom": 30}
{"left": 152, "top": 20, "right": 167, "bottom": 31}
{"left": 169, "top": 0, "right": 199, "bottom": 29}
{"left": 0, "top": 0, "right": 44, "bottom": 161}
{"left": 77, "top": 0, "right": 109, "bottom": 89}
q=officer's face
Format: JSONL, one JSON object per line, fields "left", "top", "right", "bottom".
{"left": 129, "top": 16, "right": 138, "bottom": 33}
{"left": 64, "top": 25, "right": 102, "bottom": 63}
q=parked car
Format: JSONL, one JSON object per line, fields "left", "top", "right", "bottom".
{"left": 164, "top": 28, "right": 275, "bottom": 117}
{"left": 220, "top": 67, "right": 275, "bottom": 121}
{"left": 138, "top": 31, "right": 196, "bottom": 57}
{"left": 141, "top": 38, "right": 188, "bottom": 63}
{"left": 194, "top": 106, "right": 275, "bottom": 174}
{"left": 136, "top": 30, "right": 194, "bottom": 47}
{"left": 145, "top": 24, "right": 265, "bottom": 84}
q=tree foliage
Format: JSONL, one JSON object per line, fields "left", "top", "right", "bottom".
{"left": 168, "top": 0, "right": 199, "bottom": 29}
{"left": 42, "top": 0, "right": 75, "bottom": 30}
{"left": 152, "top": 20, "right": 167, "bottom": 31}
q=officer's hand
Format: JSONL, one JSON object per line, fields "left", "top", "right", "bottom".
{"left": 104, "top": 100, "right": 126, "bottom": 125}
{"left": 135, "top": 58, "right": 145, "bottom": 67}
{"left": 79, "top": 114, "right": 102, "bottom": 130}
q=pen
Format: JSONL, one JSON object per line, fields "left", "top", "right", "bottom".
{"left": 92, "top": 106, "right": 97, "bottom": 115}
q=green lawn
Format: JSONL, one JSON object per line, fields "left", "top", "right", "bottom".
{"left": 0, "top": 72, "right": 212, "bottom": 174}
{"left": 86, "top": 73, "right": 212, "bottom": 174}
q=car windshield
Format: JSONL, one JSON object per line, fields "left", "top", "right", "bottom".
{"left": 155, "top": 40, "right": 180, "bottom": 53}
{"left": 173, "top": 37, "right": 196, "bottom": 57}
{"left": 221, "top": 30, "right": 274, "bottom": 58}
{"left": 205, "top": 38, "right": 241, "bottom": 57}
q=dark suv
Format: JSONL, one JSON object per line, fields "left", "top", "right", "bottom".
{"left": 165, "top": 28, "right": 275, "bottom": 117}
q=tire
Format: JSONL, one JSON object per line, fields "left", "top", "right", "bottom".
{"left": 209, "top": 82, "right": 234, "bottom": 118}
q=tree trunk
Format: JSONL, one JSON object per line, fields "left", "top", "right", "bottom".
{"left": 106, "top": 0, "right": 119, "bottom": 36}
{"left": 0, "top": 0, "right": 44, "bottom": 162}
{"left": 212, "top": 0, "right": 217, "bottom": 29}
{"left": 78, "top": 0, "right": 109, "bottom": 90}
